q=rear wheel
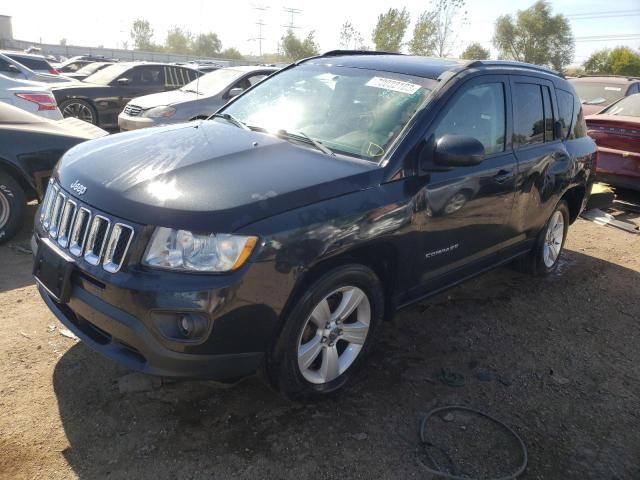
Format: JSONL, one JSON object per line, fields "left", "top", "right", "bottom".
{"left": 59, "top": 99, "right": 97, "bottom": 124}
{"left": 0, "top": 171, "right": 26, "bottom": 244}
{"left": 267, "top": 264, "right": 384, "bottom": 398}
{"left": 516, "top": 200, "right": 569, "bottom": 276}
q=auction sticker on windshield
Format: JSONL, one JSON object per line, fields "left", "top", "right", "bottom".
{"left": 366, "top": 77, "right": 421, "bottom": 95}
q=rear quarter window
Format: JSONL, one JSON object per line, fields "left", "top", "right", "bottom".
{"left": 557, "top": 88, "right": 588, "bottom": 139}
{"left": 7, "top": 55, "right": 50, "bottom": 70}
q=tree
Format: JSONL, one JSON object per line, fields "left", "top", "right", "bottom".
{"left": 165, "top": 27, "right": 193, "bottom": 54}
{"left": 492, "top": 0, "right": 574, "bottom": 71}
{"left": 461, "top": 42, "right": 490, "bottom": 60}
{"left": 59, "top": 38, "right": 67, "bottom": 46}
{"left": 371, "top": 8, "right": 410, "bottom": 52}
{"left": 432, "top": 0, "right": 467, "bottom": 57}
{"left": 339, "top": 22, "right": 366, "bottom": 50}
{"left": 281, "top": 30, "right": 319, "bottom": 61}
{"left": 192, "top": 33, "right": 222, "bottom": 57}
{"left": 584, "top": 47, "right": 640, "bottom": 76}
{"left": 130, "top": 19, "right": 155, "bottom": 51}
{"left": 408, "top": 12, "right": 437, "bottom": 56}
{"left": 220, "top": 47, "right": 244, "bottom": 60}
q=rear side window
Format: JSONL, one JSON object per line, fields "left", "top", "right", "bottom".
{"left": 7, "top": 54, "right": 50, "bottom": 70}
{"left": 130, "top": 66, "right": 164, "bottom": 86}
{"left": 434, "top": 82, "right": 506, "bottom": 155}
{"left": 513, "top": 83, "right": 544, "bottom": 147}
{"left": 542, "top": 86, "right": 554, "bottom": 141}
{"left": 556, "top": 89, "right": 574, "bottom": 139}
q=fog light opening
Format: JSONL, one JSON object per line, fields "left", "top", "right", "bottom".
{"left": 179, "top": 315, "right": 194, "bottom": 337}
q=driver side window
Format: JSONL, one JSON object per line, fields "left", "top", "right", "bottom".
{"left": 434, "top": 83, "right": 506, "bottom": 155}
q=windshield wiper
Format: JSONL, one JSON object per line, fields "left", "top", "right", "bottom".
{"left": 276, "top": 129, "right": 335, "bottom": 156}
{"left": 182, "top": 88, "right": 199, "bottom": 94}
{"left": 212, "top": 113, "right": 250, "bottom": 130}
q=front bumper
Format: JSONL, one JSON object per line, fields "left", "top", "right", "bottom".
{"left": 33, "top": 224, "right": 283, "bottom": 380}
{"left": 118, "top": 113, "right": 156, "bottom": 131}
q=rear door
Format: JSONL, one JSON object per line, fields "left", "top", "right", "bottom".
{"left": 408, "top": 74, "right": 518, "bottom": 298}
{"left": 507, "top": 75, "right": 571, "bottom": 249}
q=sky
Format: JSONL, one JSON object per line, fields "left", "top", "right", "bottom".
{"left": 3, "top": 0, "right": 640, "bottom": 65}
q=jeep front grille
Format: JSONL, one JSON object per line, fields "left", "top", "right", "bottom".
{"left": 40, "top": 180, "right": 135, "bottom": 273}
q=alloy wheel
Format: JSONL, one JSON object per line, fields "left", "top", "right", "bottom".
{"left": 543, "top": 210, "right": 565, "bottom": 267}
{"left": 62, "top": 102, "right": 94, "bottom": 123}
{"left": 297, "top": 286, "right": 371, "bottom": 384}
{"left": 0, "top": 191, "right": 10, "bottom": 230}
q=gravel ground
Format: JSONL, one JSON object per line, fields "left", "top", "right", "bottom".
{"left": 1, "top": 200, "right": 639, "bottom": 480}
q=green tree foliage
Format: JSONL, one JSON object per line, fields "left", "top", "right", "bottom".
{"left": 192, "top": 33, "right": 222, "bottom": 57}
{"left": 432, "top": 0, "right": 467, "bottom": 57}
{"left": 281, "top": 30, "right": 320, "bottom": 61}
{"left": 408, "top": 12, "right": 437, "bottom": 56}
{"left": 584, "top": 47, "right": 640, "bottom": 76}
{"left": 492, "top": 0, "right": 574, "bottom": 71}
{"left": 461, "top": 42, "right": 490, "bottom": 60}
{"left": 165, "top": 27, "right": 193, "bottom": 54}
{"left": 130, "top": 19, "right": 155, "bottom": 51}
{"left": 339, "top": 21, "right": 366, "bottom": 50}
{"left": 372, "top": 8, "right": 410, "bottom": 52}
{"left": 220, "top": 47, "right": 244, "bottom": 60}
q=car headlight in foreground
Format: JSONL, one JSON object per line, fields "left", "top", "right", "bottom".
{"left": 143, "top": 227, "right": 257, "bottom": 272}
{"left": 143, "top": 106, "right": 176, "bottom": 118}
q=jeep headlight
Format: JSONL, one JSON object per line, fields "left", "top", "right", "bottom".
{"left": 144, "top": 106, "right": 176, "bottom": 118}
{"left": 143, "top": 228, "right": 257, "bottom": 272}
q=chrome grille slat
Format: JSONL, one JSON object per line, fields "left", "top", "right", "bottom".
{"left": 84, "top": 215, "right": 110, "bottom": 265}
{"left": 103, "top": 223, "right": 134, "bottom": 273}
{"left": 57, "top": 199, "right": 77, "bottom": 248}
{"left": 48, "top": 191, "right": 66, "bottom": 238}
{"left": 69, "top": 207, "right": 91, "bottom": 257}
{"left": 42, "top": 184, "right": 59, "bottom": 229}
{"left": 40, "top": 181, "right": 135, "bottom": 273}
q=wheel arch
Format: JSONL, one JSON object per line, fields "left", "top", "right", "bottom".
{"left": 0, "top": 158, "right": 36, "bottom": 201}
{"left": 283, "top": 241, "right": 399, "bottom": 324}
{"left": 561, "top": 184, "right": 587, "bottom": 224}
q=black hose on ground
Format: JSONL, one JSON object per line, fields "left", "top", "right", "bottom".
{"left": 416, "top": 405, "right": 528, "bottom": 480}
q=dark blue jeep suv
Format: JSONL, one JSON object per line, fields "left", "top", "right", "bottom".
{"left": 33, "top": 51, "right": 596, "bottom": 397}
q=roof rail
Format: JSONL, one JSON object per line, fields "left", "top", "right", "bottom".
{"left": 467, "top": 60, "right": 564, "bottom": 78}
{"left": 576, "top": 74, "right": 639, "bottom": 81}
{"left": 320, "top": 50, "right": 403, "bottom": 57}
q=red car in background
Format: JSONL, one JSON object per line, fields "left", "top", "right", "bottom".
{"left": 586, "top": 93, "right": 640, "bottom": 191}
{"left": 570, "top": 76, "right": 640, "bottom": 116}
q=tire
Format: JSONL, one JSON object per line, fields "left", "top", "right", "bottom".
{"left": 267, "top": 264, "right": 384, "bottom": 399}
{"left": 515, "top": 200, "right": 570, "bottom": 276}
{"left": 0, "top": 171, "right": 26, "bottom": 244}
{"left": 59, "top": 99, "right": 97, "bottom": 124}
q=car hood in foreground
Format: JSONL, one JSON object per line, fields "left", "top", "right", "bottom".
{"left": 55, "top": 121, "right": 380, "bottom": 232}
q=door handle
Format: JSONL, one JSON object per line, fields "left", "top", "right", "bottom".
{"left": 493, "top": 169, "right": 513, "bottom": 183}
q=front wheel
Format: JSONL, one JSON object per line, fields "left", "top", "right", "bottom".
{"left": 0, "top": 171, "right": 26, "bottom": 244}
{"left": 516, "top": 200, "right": 570, "bottom": 276}
{"left": 267, "top": 264, "right": 384, "bottom": 398}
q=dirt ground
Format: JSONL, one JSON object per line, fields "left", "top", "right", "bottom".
{"left": 1, "top": 197, "right": 639, "bottom": 480}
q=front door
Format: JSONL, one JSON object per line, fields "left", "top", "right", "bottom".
{"left": 407, "top": 75, "right": 518, "bottom": 299}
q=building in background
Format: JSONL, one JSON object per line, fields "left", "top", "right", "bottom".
{"left": 0, "top": 15, "right": 13, "bottom": 45}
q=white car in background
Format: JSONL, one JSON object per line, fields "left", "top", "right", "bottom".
{"left": 0, "top": 74, "right": 63, "bottom": 120}
{"left": 0, "top": 52, "right": 72, "bottom": 84}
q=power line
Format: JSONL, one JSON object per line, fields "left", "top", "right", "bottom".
{"left": 566, "top": 9, "right": 640, "bottom": 18}
{"left": 249, "top": 5, "right": 268, "bottom": 57}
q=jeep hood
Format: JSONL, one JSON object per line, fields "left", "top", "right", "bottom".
{"left": 55, "top": 120, "right": 380, "bottom": 232}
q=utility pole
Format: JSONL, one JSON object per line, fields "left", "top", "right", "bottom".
{"left": 282, "top": 7, "right": 302, "bottom": 30}
{"left": 250, "top": 5, "right": 268, "bottom": 58}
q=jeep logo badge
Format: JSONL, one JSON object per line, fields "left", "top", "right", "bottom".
{"left": 70, "top": 180, "right": 87, "bottom": 195}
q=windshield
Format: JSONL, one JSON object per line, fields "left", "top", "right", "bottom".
{"left": 181, "top": 68, "right": 243, "bottom": 94}
{"left": 572, "top": 82, "right": 627, "bottom": 106}
{"left": 83, "top": 63, "right": 131, "bottom": 85}
{"left": 75, "top": 62, "right": 109, "bottom": 75}
{"left": 601, "top": 94, "right": 640, "bottom": 117}
{"left": 221, "top": 64, "right": 434, "bottom": 162}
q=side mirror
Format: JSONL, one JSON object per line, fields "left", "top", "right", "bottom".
{"left": 228, "top": 87, "right": 243, "bottom": 98}
{"left": 432, "top": 134, "right": 485, "bottom": 167}
{"left": 117, "top": 77, "right": 130, "bottom": 86}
